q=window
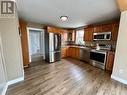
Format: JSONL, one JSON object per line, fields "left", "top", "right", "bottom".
{"left": 76, "top": 29, "right": 85, "bottom": 45}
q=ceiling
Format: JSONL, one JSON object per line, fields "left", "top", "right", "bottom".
{"left": 17, "top": 0, "right": 120, "bottom": 28}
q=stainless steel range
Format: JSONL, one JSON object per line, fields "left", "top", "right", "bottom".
{"left": 90, "top": 49, "right": 107, "bottom": 69}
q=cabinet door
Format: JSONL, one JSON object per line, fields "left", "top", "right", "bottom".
{"left": 106, "top": 51, "right": 115, "bottom": 71}
{"left": 94, "top": 25, "right": 102, "bottom": 32}
{"left": 71, "top": 48, "right": 76, "bottom": 58}
{"left": 67, "top": 30, "right": 76, "bottom": 41}
{"left": 102, "top": 24, "right": 112, "bottom": 32}
{"left": 75, "top": 48, "right": 80, "bottom": 59}
{"left": 67, "top": 47, "right": 77, "bottom": 58}
{"left": 61, "top": 48, "right": 66, "bottom": 58}
{"left": 112, "top": 23, "right": 119, "bottom": 41}
{"left": 68, "top": 47, "right": 73, "bottom": 57}
{"left": 84, "top": 28, "right": 94, "bottom": 41}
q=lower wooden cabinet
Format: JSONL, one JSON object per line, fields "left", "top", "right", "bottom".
{"left": 61, "top": 47, "right": 68, "bottom": 58}
{"left": 62, "top": 46, "right": 115, "bottom": 72}
{"left": 67, "top": 47, "right": 80, "bottom": 59}
{"left": 106, "top": 51, "right": 115, "bottom": 71}
{"left": 75, "top": 48, "right": 80, "bottom": 59}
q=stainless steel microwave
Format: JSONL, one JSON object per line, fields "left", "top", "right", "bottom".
{"left": 93, "top": 32, "right": 111, "bottom": 41}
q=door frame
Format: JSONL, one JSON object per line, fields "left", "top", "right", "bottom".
{"left": 27, "top": 27, "right": 45, "bottom": 62}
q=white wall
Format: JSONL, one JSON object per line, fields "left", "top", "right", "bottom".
{"left": 0, "top": 16, "right": 24, "bottom": 81}
{"left": 112, "top": 10, "right": 127, "bottom": 84}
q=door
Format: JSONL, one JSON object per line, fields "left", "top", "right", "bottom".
{"left": 29, "top": 29, "right": 44, "bottom": 62}
{"left": 54, "top": 34, "right": 61, "bottom": 51}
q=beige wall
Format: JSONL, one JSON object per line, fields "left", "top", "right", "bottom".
{"left": 0, "top": 33, "right": 7, "bottom": 90}
{"left": 112, "top": 10, "right": 127, "bottom": 82}
{"left": 0, "top": 16, "right": 24, "bottom": 81}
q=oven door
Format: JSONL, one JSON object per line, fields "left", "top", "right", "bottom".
{"left": 90, "top": 52, "right": 106, "bottom": 63}
{"left": 90, "top": 51, "right": 107, "bottom": 69}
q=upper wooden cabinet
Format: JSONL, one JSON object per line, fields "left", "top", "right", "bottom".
{"left": 47, "top": 27, "right": 76, "bottom": 41}
{"left": 111, "top": 22, "right": 119, "bottom": 41}
{"left": 102, "top": 24, "right": 112, "bottom": 32}
{"left": 94, "top": 24, "right": 112, "bottom": 32}
{"left": 93, "top": 25, "right": 102, "bottom": 32}
{"left": 67, "top": 30, "right": 76, "bottom": 41}
{"left": 84, "top": 27, "right": 94, "bottom": 42}
{"left": 84, "top": 21, "right": 119, "bottom": 42}
{"left": 47, "top": 26, "right": 64, "bottom": 33}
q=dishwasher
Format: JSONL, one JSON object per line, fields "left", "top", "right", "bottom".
{"left": 80, "top": 48, "right": 90, "bottom": 63}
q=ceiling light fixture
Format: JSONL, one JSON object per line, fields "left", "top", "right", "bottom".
{"left": 60, "top": 16, "right": 68, "bottom": 21}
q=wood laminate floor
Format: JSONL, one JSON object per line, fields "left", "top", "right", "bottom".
{"left": 6, "top": 58, "right": 127, "bottom": 95}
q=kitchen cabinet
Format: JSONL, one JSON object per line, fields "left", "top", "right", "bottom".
{"left": 102, "top": 24, "right": 112, "bottom": 32}
{"left": 84, "top": 27, "right": 94, "bottom": 41}
{"left": 67, "top": 47, "right": 80, "bottom": 59}
{"left": 75, "top": 48, "right": 80, "bottom": 59}
{"left": 47, "top": 26, "right": 64, "bottom": 33}
{"left": 94, "top": 25, "right": 102, "bottom": 32}
{"left": 67, "top": 30, "right": 76, "bottom": 41}
{"left": 61, "top": 47, "right": 68, "bottom": 58}
{"left": 112, "top": 22, "right": 119, "bottom": 41}
{"left": 106, "top": 51, "right": 115, "bottom": 71}
{"left": 67, "top": 47, "right": 73, "bottom": 57}
{"left": 84, "top": 21, "right": 119, "bottom": 42}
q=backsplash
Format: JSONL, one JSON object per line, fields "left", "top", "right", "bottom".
{"left": 85, "top": 41, "right": 117, "bottom": 51}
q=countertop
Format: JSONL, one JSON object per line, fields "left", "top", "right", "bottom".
{"left": 62, "top": 45, "right": 115, "bottom": 52}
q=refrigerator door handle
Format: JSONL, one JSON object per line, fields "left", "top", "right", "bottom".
{"left": 55, "top": 35, "right": 58, "bottom": 50}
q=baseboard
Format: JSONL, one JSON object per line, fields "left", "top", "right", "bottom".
{"left": 111, "top": 75, "right": 127, "bottom": 85}
{"left": 1, "top": 84, "right": 8, "bottom": 95}
{"left": 7, "top": 77, "right": 24, "bottom": 86}
{"left": 1, "top": 77, "right": 24, "bottom": 95}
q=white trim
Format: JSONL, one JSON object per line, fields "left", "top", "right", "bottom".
{"left": 27, "top": 27, "right": 44, "bottom": 62}
{"left": 27, "top": 27, "right": 43, "bottom": 31}
{"left": 27, "top": 27, "right": 45, "bottom": 62}
{"left": 27, "top": 28, "right": 31, "bottom": 63}
{"left": 111, "top": 75, "right": 127, "bottom": 85}
{"left": 7, "top": 77, "right": 24, "bottom": 86}
{"left": 1, "top": 77, "right": 24, "bottom": 95}
{"left": 1, "top": 84, "right": 8, "bottom": 95}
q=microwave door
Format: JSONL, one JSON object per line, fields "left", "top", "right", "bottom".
{"left": 94, "top": 34, "right": 105, "bottom": 40}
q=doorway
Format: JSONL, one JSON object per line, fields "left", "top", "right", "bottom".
{"left": 27, "top": 27, "right": 45, "bottom": 62}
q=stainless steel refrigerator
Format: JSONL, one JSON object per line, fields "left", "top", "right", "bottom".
{"left": 45, "top": 32, "right": 61, "bottom": 63}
